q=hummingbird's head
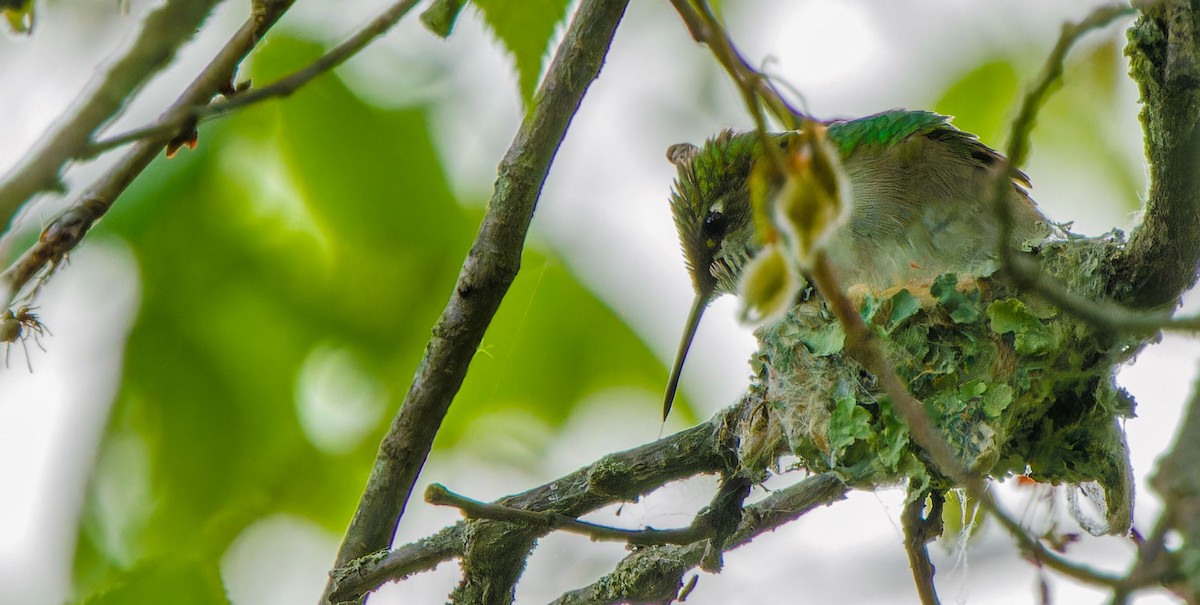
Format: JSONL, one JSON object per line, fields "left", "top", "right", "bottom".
{"left": 667, "top": 130, "right": 776, "bottom": 301}
{"left": 660, "top": 129, "right": 787, "bottom": 420}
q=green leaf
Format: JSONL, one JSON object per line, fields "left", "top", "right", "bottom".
{"left": 859, "top": 293, "right": 880, "bottom": 323}
{"left": 931, "top": 273, "right": 981, "bottom": 324}
{"left": 948, "top": 304, "right": 980, "bottom": 324}
{"left": 987, "top": 298, "right": 1057, "bottom": 355}
{"left": 876, "top": 403, "right": 910, "bottom": 469}
{"left": 887, "top": 288, "right": 920, "bottom": 329}
{"left": 799, "top": 321, "right": 845, "bottom": 357}
{"left": 474, "top": 0, "right": 573, "bottom": 103}
{"left": 981, "top": 384, "right": 1013, "bottom": 418}
{"left": 2, "top": 0, "right": 33, "bottom": 33}
{"left": 829, "top": 396, "right": 872, "bottom": 456}
{"left": 933, "top": 60, "right": 1019, "bottom": 149}
{"left": 960, "top": 379, "right": 988, "bottom": 399}
{"left": 79, "top": 558, "right": 226, "bottom": 605}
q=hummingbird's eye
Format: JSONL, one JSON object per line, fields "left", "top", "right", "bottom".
{"left": 702, "top": 211, "right": 726, "bottom": 240}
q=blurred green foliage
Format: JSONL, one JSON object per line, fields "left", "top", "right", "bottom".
{"left": 1, "top": 0, "right": 33, "bottom": 34}
{"left": 70, "top": 34, "right": 663, "bottom": 604}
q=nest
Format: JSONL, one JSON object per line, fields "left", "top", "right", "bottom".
{"left": 737, "top": 231, "right": 1144, "bottom": 534}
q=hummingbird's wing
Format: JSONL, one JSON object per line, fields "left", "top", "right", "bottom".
{"left": 827, "top": 109, "right": 1032, "bottom": 187}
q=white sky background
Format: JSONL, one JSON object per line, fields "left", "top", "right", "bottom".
{"left": 0, "top": 0, "right": 1193, "bottom": 604}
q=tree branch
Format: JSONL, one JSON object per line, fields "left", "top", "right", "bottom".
{"left": 1115, "top": 0, "right": 1200, "bottom": 308}
{"left": 0, "top": 0, "right": 224, "bottom": 226}
{"left": 1005, "top": 251, "right": 1200, "bottom": 335}
{"left": 324, "top": 0, "right": 632, "bottom": 593}
{"left": 903, "top": 488, "right": 944, "bottom": 605}
{"left": 979, "top": 486, "right": 1123, "bottom": 588}
{"left": 1111, "top": 516, "right": 1178, "bottom": 603}
{"left": 549, "top": 473, "right": 848, "bottom": 605}
{"left": 0, "top": 0, "right": 298, "bottom": 309}
{"left": 426, "top": 483, "right": 713, "bottom": 546}
{"left": 89, "top": 0, "right": 424, "bottom": 157}
{"left": 315, "top": 0, "right": 633, "bottom": 595}
{"left": 327, "top": 406, "right": 742, "bottom": 602}
{"left": 1146, "top": 365, "right": 1200, "bottom": 600}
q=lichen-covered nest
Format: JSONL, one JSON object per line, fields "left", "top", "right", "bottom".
{"left": 737, "top": 232, "right": 1145, "bottom": 534}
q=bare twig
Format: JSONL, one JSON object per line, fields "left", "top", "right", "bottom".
{"left": 327, "top": 407, "right": 741, "bottom": 602}
{"left": 1144, "top": 365, "right": 1200, "bottom": 599}
{"left": 89, "top": 0, "right": 423, "bottom": 156}
{"left": 426, "top": 483, "right": 713, "bottom": 545}
{"left": 810, "top": 253, "right": 970, "bottom": 484}
{"left": 549, "top": 473, "right": 848, "bottom": 605}
{"left": 0, "top": 0, "right": 299, "bottom": 309}
{"left": 1004, "top": 3, "right": 1135, "bottom": 172}
{"left": 903, "top": 488, "right": 943, "bottom": 605}
{"left": 984, "top": 3, "right": 1150, "bottom": 336}
{"left": 0, "top": 0, "right": 224, "bottom": 227}
{"left": 1005, "top": 251, "right": 1200, "bottom": 334}
{"left": 667, "top": 0, "right": 801, "bottom": 173}
{"left": 978, "top": 486, "right": 1123, "bottom": 587}
{"left": 1111, "top": 516, "right": 1176, "bottom": 603}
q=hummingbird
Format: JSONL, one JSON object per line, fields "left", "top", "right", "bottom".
{"left": 660, "top": 109, "right": 1051, "bottom": 420}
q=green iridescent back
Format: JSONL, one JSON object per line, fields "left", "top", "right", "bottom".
{"left": 827, "top": 110, "right": 953, "bottom": 154}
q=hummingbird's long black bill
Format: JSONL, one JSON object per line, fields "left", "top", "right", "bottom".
{"left": 662, "top": 291, "right": 711, "bottom": 421}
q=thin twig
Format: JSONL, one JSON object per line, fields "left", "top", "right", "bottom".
{"left": 667, "top": 0, "right": 799, "bottom": 173}
{"left": 1111, "top": 516, "right": 1175, "bottom": 603}
{"left": 977, "top": 485, "right": 1123, "bottom": 587}
{"left": 426, "top": 483, "right": 713, "bottom": 545}
{"left": 989, "top": 4, "right": 1145, "bottom": 325}
{"left": 1005, "top": 4, "right": 1135, "bottom": 171}
{"left": 0, "top": 0, "right": 299, "bottom": 310}
{"left": 88, "top": 0, "right": 423, "bottom": 156}
{"left": 1141, "top": 364, "right": 1200, "bottom": 600}
{"left": 549, "top": 473, "right": 848, "bottom": 605}
{"left": 903, "top": 488, "right": 943, "bottom": 605}
{"left": 809, "top": 253, "right": 970, "bottom": 484}
{"left": 1006, "top": 251, "right": 1200, "bottom": 334}
{"left": 0, "top": 0, "right": 224, "bottom": 227}
{"left": 327, "top": 407, "right": 741, "bottom": 602}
